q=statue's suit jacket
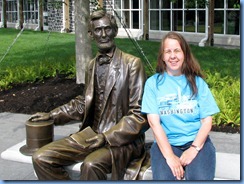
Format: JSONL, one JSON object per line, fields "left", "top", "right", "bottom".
{"left": 50, "top": 47, "right": 150, "bottom": 179}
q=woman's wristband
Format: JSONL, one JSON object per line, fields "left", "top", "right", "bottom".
{"left": 191, "top": 144, "right": 201, "bottom": 152}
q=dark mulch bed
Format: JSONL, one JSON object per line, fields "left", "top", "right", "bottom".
{"left": 0, "top": 75, "right": 240, "bottom": 134}
{"left": 0, "top": 75, "right": 84, "bottom": 114}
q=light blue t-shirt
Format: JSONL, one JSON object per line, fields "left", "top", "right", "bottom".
{"left": 141, "top": 72, "right": 220, "bottom": 146}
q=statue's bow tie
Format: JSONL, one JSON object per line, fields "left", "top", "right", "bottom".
{"left": 98, "top": 55, "right": 111, "bottom": 65}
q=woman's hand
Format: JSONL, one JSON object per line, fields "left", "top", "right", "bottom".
{"left": 180, "top": 146, "right": 198, "bottom": 166}
{"left": 166, "top": 155, "right": 184, "bottom": 180}
{"left": 166, "top": 154, "right": 185, "bottom": 180}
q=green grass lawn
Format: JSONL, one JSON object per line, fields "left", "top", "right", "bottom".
{"left": 0, "top": 28, "right": 240, "bottom": 83}
{"left": 0, "top": 28, "right": 240, "bottom": 126}
{"left": 120, "top": 38, "right": 240, "bottom": 79}
{"left": 0, "top": 28, "right": 76, "bottom": 70}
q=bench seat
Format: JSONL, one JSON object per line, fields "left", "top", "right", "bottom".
{"left": 1, "top": 138, "right": 240, "bottom": 180}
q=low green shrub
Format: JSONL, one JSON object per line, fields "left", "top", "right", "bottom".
{"left": 0, "top": 60, "right": 76, "bottom": 90}
{"left": 205, "top": 71, "right": 240, "bottom": 127}
{"left": 0, "top": 29, "right": 240, "bottom": 128}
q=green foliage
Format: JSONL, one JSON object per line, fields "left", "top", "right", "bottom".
{"left": 0, "top": 61, "right": 76, "bottom": 90}
{"left": 0, "top": 28, "right": 76, "bottom": 90}
{"left": 0, "top": 28, "right": 240, "bottom": 128}
{"left": 234, "top": 3, "right": 240, "bottom": 8}
{"left": 171, "top": 0, "right": 208, "bottom": 8}
{"left": 204, "top": 71, "right": 240, "bottom": 127}
{"left": 232, "top": 0, "right": 240, "bottom": 8}
{"left": 190, "top": 45, "right": 240, "bottom": 79}
{"left": 46, "top": 0, "right": 65, "bottom": 9}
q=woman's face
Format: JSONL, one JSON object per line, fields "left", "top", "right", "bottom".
{"left": 163, "top": 38, "right": 184, "bottom": 76}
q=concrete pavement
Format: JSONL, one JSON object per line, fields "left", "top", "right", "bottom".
{"left": 0, "top": 112, "right": 241, "bottom": 180}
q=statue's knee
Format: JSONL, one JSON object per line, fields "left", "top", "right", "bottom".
{"left": 32, "top": 151, "right": 40, "bottom": 163}
{"left": 82, "top": 160, "right": 96, "bottom": 170}
{"left": 32, "top": 150, "right": 46, "bottom": 165}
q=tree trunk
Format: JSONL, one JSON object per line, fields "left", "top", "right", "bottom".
{"left": 143, "top": 0, "right": 149, "bottom": 40}
{"left": 2, "top": 0, "right": 7, "bottom": 28}
{"left": 208, "top": 0, "right": 214, "bottom": 46}
{"left": 74, "top": 0, "right": 92, "bottom": 84}
{"left": 18, "top": 0, "right": 24, "bottom": 29}
{"left": 38, "top": 0, "right": 44, "bottom": 31}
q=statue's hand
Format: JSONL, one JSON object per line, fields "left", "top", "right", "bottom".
{"left": 29, "top": 112, "right": 51, "bottom": 122}
{"left": 86, "top": 134, "right": 105, "bottom": 149}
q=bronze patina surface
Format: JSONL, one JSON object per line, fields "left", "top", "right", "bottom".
{"left": 29, "top": 10, "right": 150, "bottom": 180}
{"left": 20, "top": 120, "right": 53, "bottom": 156}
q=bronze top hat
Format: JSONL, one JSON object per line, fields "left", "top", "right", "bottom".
{"left": 19, "top": 120, "right": 54, "bottom": 156}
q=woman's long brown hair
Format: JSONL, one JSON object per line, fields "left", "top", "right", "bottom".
{"left": 156, "top": 32, "right": 204, "bottom": 97}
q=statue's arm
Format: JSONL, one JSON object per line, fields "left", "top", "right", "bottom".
{"left": 29, "top": 95, "right": 85, "bottom": 125}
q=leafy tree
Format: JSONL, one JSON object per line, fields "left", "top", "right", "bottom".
{"left": 171, "top": 0, "right": 208, "bottom": 8}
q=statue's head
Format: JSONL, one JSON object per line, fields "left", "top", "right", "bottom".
{"left": 88, "top": 10, "right": 118, "bottom": 53}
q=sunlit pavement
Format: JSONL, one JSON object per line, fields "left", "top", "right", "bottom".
{"left": 0, "top": 112, "right": 240, "bottom": 180}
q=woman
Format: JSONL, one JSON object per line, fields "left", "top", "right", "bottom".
{"left": 141, "top": 32, "right": 219, "bottom": 180}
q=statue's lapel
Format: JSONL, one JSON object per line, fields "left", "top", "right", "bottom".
{"left": 84, "top": 59, "right": 96, "bottom": 118}
{"left": 101, "top": 48, "right": 121, "bottom": 111}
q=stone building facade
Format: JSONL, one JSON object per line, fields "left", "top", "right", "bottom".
{"left": 0, "top": 0, "right": 240, "bottom": 47}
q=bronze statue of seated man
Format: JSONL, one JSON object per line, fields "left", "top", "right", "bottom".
{"left": 29, "top": 9, "right": 149, "bottom": 180}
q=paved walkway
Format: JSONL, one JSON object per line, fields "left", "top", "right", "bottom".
{"left": 0, "top": 112, "right": 241, "bottom": 180}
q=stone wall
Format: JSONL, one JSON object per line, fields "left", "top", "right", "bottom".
{"left": 47, "top": 0, "right": 63, "bottom": 32}
{"left": 46, "top": 0, "right": 114, "bottom": 33}
{"left": 69, "top": 0, "right": 75, "bottom": 32}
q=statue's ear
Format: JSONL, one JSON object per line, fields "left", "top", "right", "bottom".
{"left": 114, "top": 29, "right": 118, "bottom": 37}
{"left": 88, "top": 31, "right": 94, "bottom": 39}
{"left": 114, "top": 27, "right": 118, "bottom": 38}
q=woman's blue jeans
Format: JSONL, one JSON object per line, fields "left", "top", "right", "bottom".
{"left": 150, "top": 136, "right": 216, "bottom": 180}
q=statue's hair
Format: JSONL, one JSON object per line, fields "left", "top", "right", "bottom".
{"left": 88, "top": 10, "right": 118, "bottom": 34}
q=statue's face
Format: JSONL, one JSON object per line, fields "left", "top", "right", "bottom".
{"left": 91, "top": 16, "right": 116, "bottom": 53}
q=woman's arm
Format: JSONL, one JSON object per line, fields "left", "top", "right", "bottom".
{"left": 192, "top": 116, "right": 213, "bottom": 149}
{"left": 147, "top": 114, "right": 184, "bottom": 180}
{"left": 180, "top": 116, "right": 212, "bottom": 166}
